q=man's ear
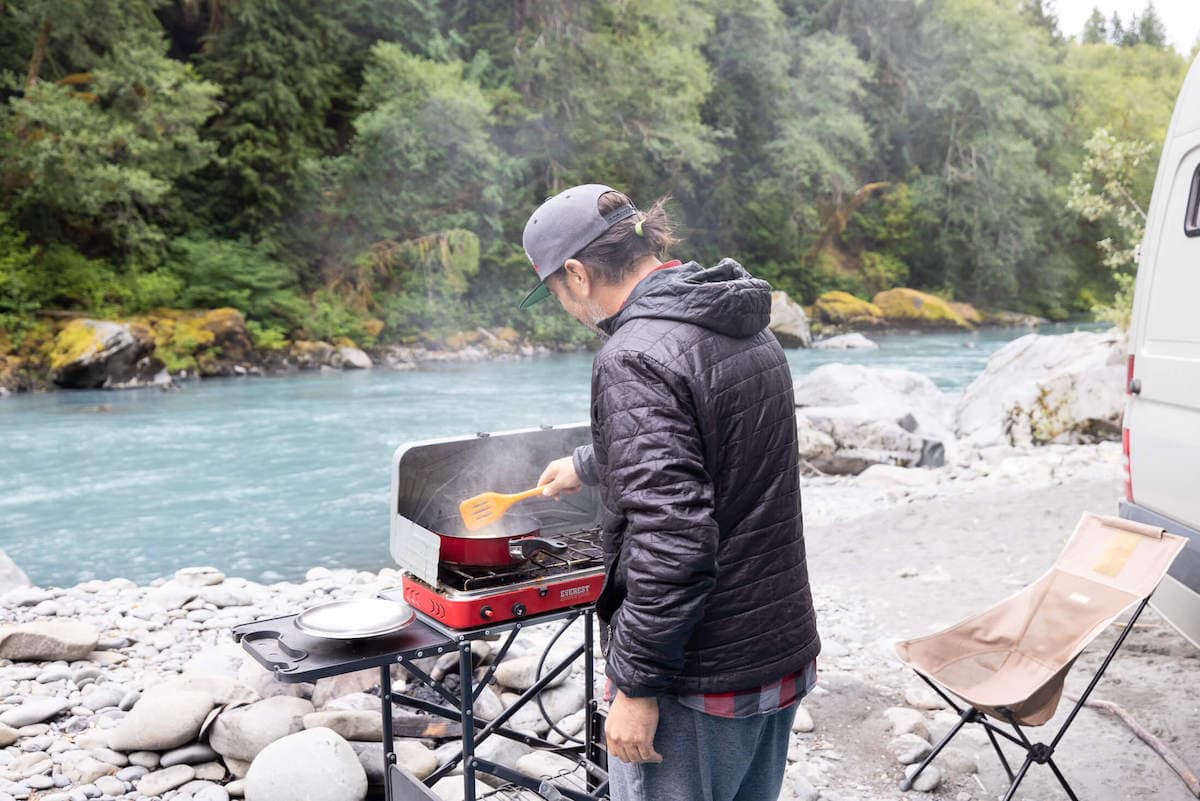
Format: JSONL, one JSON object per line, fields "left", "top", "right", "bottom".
{"left": 562, "top": 259, "right": 591, "bottom": 295}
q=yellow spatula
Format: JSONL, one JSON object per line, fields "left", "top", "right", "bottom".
{"left": 458, "top": 486, "right": 545, "bottom": 531}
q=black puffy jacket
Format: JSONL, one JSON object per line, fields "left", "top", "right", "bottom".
{"left": 573, "top": 259, "right": 820, "bottom": 697}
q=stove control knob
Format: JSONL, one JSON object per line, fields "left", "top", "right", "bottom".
{"left": 479, "top": 606, "right": 494, "bottom": 620}
{"left": 537, "top": 587, "right": 549, "bottom": 598}
{"left": 512, "top": 603, "right": 527, "bottom": 618}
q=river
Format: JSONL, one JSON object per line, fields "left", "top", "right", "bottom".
{"left": 0, "top": 324, "right": 1103, "bottom": 587}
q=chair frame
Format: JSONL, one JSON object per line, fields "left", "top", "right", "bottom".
{"left": 900, "top": 596, "right": 1152, "bottom": 800}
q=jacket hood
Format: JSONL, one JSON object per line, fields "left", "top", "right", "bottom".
{"left": 597, "top": 259, "right": 771, "bottom": 339}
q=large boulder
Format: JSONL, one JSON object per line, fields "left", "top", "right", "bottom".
{"left": 813, "top": 291, "right": 886, "bottom": 330}
{"left": 955, "top": 330, "right": 1125, "bottom": 447}
{"left": 107, "top": 684, "right": 216, "bottom": 751}
{"left": 794, "top": 364, "right": 956, "bottom": 448}
{"left": 0, "top": 620, "right": 99, "bottom": 661}
{"left": 48, "top": 319, "right": 156, "bottom": 388}
{"left": 793, "top": 364, "right": 955, "bottom": 474}
{"left": 982, "top": 309, "right": 1049, "bottom": 327}
{"left": 209, "top": 696, "right": 314, "bottom": 762}
{"left": 812, "top": 333, "right": 878, "bottom": 350}
{"left": 769, "top": 291, "right": 812, "bottom": 348}
{"left": 244, "top": 728, "right": 367, "bottom": 801}
{"left": 0, "top": 550, "right": 30, "bottom": 594}
{"left": 872, "top": 289, "right": 972, "bottom": 330}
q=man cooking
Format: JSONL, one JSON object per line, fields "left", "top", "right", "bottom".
{"left": 527, "top": 184, "right": 821, "bottom": 801}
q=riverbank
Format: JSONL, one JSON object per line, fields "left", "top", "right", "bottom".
{"left": 2, "top": 441, "right": 1196, "bottom": 801}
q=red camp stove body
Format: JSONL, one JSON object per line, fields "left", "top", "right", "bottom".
{"left": 389, "top": 424, "right": 606, "bottom": 630}
{"left": 399, "top": 568, "right": 603, "bottom": 629}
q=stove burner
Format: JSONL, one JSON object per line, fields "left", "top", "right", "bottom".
{"left": 438, "top": 527, "right": 603, "bottom": 593}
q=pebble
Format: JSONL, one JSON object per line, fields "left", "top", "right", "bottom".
{"left": 904, "top": 763, "right": 942, "bottom": 792}
{"left": 0, "top": 699, "right": 70, "bottom": 728}
{"left": 791, "top": 704, "right": 814, "bottom": 733}
{"left": 0, "top": 723, "right": 17, "bottom": 747}
{"left": 883, "top": 707, "right": 930, "bottom": 741}
{"left": 904, "top": 685, "right": 948, "bottom": 710}
{"left": 93, "top": 776, "right": 125, "bottom": 797}
{"left": 116, "top": 765, "right": 149, "bottom": 782}
{"left": 128, "top": 751, "right": 160, "bottom": 769}
{"left": 225, "top": 779, "right": 245, "bottom": 798}
{"left": 25, "top": 775, "right": 54, "bottom": 789}
{"left": 89, "top": 748, "right": 128, "bottom": 767}
{"left": 36, "top": 668, "right": 72, "bottom": 685}
{"left": 888, "top": 733, "right": 932, "bottom": 764}
{"left": 245, "top": 729, "right": 366, "bottom": 801}
{"left": 161, "top": 743, "right": 219, "bottom": 767}
{"left": 137, "top": 764, "right": 195, "bottom": 796}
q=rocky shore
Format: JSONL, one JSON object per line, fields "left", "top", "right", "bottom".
{"left": 1, "top": 326, "right": 1180, "bottom": 801}
{"left": 2, "top": 438, "right": 1190, "bottom": 801}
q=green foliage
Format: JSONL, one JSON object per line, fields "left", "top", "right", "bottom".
{"left": 0, "top": 40, "right": 219, "bottom": 264}
{"left": 162, "top": 235, "right": 305, "bottom": 329}
{"left": 0, "top": 0, "right": 1192, "bottom": 351}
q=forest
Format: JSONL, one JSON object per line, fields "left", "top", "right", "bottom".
{"left": 0, "top": 0, "right": 1194, "bottom": 350}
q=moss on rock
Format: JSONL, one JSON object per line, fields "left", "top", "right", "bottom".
{"left": 872, "top": 288, "right": 971, "bottom": 330}
{"left": 949, "top": 302, "right": 983, "bottom": 327}
{"left": 814, "top": 291, "right": 886, "bottom": 329}
{"left": 131, "top": 308, "right": 254, "bottom": 375}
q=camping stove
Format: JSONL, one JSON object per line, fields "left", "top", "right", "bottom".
{"left": 389, "top": 424, "right": 605, "bottom": 630}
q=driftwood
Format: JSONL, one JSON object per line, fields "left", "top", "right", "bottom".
{"left": 391, "top": 712, "right": 461, "bottom": 739}
{"left": 1068, "top": 694, "right": 1200, "bottom": 798}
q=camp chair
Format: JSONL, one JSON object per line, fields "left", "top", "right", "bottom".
{"left": 894, "top": 513, "right": 1187, "bottom": 800}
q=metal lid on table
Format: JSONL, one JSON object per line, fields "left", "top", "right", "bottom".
{"left": 294, "top": 598, "right": 416, "bottom": 640}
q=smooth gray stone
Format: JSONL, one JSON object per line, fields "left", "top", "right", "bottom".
{"left": 116, "top": 765, "right": 148, "bottom": 782}
{"left": 35, "top": 668, "right": 71, "bottom": 685}
{"left": 127, "top": 751, "right": 159, "bottom": 769}
{"left": 160, "top": 743, "right": 218, "bottom": 768}
{"left": 136, "top": 765, "right": 195, "bottom": 797}
{"left": 244, "top": 729, "right": 366, "bottom": 801}
{"left": 0, "top": 698, "right": 70, "bottom": 728}
{"left": 82, "top": 688, "right": 124, "bottom": 712}
{"left": 24, "top": 775, "right": 54, "bottom": 789}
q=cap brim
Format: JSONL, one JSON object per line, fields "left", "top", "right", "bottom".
{"left": 520, "top": 281, "right": 551, "bottom": 309}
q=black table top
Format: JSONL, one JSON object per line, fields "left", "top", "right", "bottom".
{"left": 232, "top": 613, "right": 455, "bottom": 683}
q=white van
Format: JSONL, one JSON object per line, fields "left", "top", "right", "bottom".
{"left": 1120, "top": 52, "right": 1200, "bottom": 646}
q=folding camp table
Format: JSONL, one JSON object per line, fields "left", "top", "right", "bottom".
{"left": 894, "top": 513, "right": 1187, "bottom": 800}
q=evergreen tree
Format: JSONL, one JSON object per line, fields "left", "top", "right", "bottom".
{"left": 1081, "top": 7, "right": 1108, "bottom": 44}
{"left": 1136, "top": 2, "right": 1168, "bottom": 48}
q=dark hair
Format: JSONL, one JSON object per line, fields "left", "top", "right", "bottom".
{"left": 555, "top": 190, "right": 678, "bottom": 287}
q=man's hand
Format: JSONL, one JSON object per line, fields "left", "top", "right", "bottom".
{"left": 605, "top": 691, "right": 663, "bottom": 764}
{"left": 538, "top": 456, "right": 582, "bottom": 499}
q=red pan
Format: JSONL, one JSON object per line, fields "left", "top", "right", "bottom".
{"left": 429, "top": 513, "right": 567, "bottom": 567}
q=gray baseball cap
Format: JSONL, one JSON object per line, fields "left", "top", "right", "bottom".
{"left": 520, "top": 184, "right": 638, "bottom": 308}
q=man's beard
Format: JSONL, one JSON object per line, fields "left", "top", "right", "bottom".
{"left": 581, "top": 299, "right": 610, "bottom": 338}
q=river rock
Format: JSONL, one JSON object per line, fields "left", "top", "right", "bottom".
{"left": 514, "top": 751, "right": 584, "bottom": 783}
{"left": 335, "top": 347, "right": 373, "bottom": 370}
{"left": 47, "top": 319, "right": 156, "bottom": 389}
{"left": 349, "top": 740, "right": 436, "bottom": 784}
{"left": 302, "top": 711, "right": 381, "bottom": 742}
{"left": 244, "top": 728, "right": 366, "bottom": 801}
{"left": 794, "top": 363, "right": 956, "bottom": 450}
{"left": 813, "top": 291, "right": 886, "bottom": 329}
{"left": 904, "top": 685, "right": 948, "bottom": 710}
{"left": 0, "top": 621, "right": 99, "bottom": 662}
{"left": 904, "top": 763, "right": 941, "bottom": 792}
{"left": 137, "top": 764, "right": 195, "bottom": 797}
{"left": 175, "top": 566, "right": 226, "bottom": 587}
{"left": 873, "top": 288, "right": 972, "bottom": 330}
{"left": 493, "top": 656, "right": 567, "bottom": 692}
{"left": 0, "top": 723, "right": 17, "bottom": 747}
{"left": 792, "top": 705, "right": 814, "bottom": 733}
{"left": 769, "top": 291, "right": 812, "bottom": 348}
{"left": 883, "top": 707, "right": 929, "bottom": 741}
{"left": 162, "top": 675, "right": 259, "bottom": 706}
{"left": 209, "top": 696, "right": 314, "bottom": 762}
{"left": 162, "top": 743, "right": 220, "bottom": 767}
{"left": 889, "top": 733, "right": 933, "bottom": 764}
{"left": 93, "top": 775, "right": 125, "bottom": 797}
{"left": 310, "top": 670, "right": 380, "bottom": 711}
{"left": 81, "top": 686, "right": 125, "bottom": 711}
{"left": 0, "top": 551, "right": 30, "bottom": 595}
{"left": 106, "top": 686, "right": 215, "bottom": 751}
{"left": 60, "top": 753, "right": 118, "bottom": 785}
{"left": 798, "top": 410, "right": 941, "bottom": 475}
{"left": 0, "top": 698, "right": 70, "bottom": 727}
{"left": 813, "top": 332, "right": 879, "bottom": 350}
{"left": 955, "top": 329, "right": 1125, "bottom": 447}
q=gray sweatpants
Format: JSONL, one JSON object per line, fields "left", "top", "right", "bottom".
{"left": 607, "top": 695, "right": 797, "bottom": 801}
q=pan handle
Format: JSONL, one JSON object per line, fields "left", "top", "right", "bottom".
{"left": 509, "top": 537, "right": 568, "bottom": 561}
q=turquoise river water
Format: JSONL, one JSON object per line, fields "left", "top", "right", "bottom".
{"left": 0, "top": 324, "right": 1101, "bottom": 587}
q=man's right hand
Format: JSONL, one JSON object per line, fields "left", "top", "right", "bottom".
{"left": 538, "top": 456, "right": 582, "bottom": 499}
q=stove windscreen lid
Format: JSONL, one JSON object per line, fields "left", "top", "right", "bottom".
{"left": 389, "top": 423, "right": 601, "bottom": 578}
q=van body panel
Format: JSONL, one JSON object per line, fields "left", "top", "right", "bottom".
{"left": 1122, "top": 54, "right": 1200, "bottom": 647}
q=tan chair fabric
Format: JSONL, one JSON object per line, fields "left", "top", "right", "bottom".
{"left": 895, "top": 513, "right": 1186, "bottom": 725}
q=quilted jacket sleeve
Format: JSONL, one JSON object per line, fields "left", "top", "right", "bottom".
{"left": 572, "top": 444, "right": 600, "bottom": 487}
{"left": 596, "top": 349, "right": 720, "bottom": 697}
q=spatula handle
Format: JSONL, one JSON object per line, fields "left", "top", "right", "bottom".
{"left": 508, "top": 486, "right": 545, "bottom": 502}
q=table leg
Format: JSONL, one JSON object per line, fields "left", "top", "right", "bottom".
{"left": 381, "top": 665, "right": 395, "bottom": 799}
{"left": 458, "top": 642, "right": 476, "bottom": 801}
